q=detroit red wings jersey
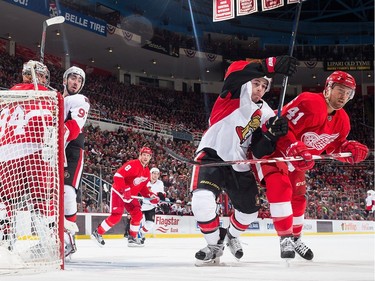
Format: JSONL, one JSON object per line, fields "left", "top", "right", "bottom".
{"left": 113, "top": 159, "right": 151, "bottom": 197}
{"left": 0, "top": 84, "right": 54, "bottom": 161}
{"left": 197, "top": 81, "right": 275, "bottom": 172}
{"left": 277, "top": 92, "right": 350, "bottom": 156}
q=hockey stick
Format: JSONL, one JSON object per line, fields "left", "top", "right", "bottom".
{"left": 163, "top": 146, "right": 352, "bottom": 167}
{"left": 277, "top": 0, "right": 303, "bottom": 117}
{"left": 131, "top": 196, "right": 182, "bottom": 205}
{"left": 40, "top": 16, "right": 65, "bottom": 64}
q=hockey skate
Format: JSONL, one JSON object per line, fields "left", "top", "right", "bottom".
{"left": 64, "top": 231, "right": 77, "bottom": 259}
{"left": 195, "top": 227, "right": 226, "bottom": 266}
{"left": 138, "top": 232, "right": 146, "bottom": 245}
{"left": 195, "top": 243, "right": 225, "bottom": 266}
{"left": 127, "top": 236, "right": 144, "bottom": 247}
{"left": 91, "top": 229, "right": 105, "bottom": 246}
{"left": 292, "top": 236, "right": 314, "bottom": 260}
{"left": 225, "top": 231, "right": 243, "bottom": 259}
{"left": 280, "top": 236, "right": 295, "bottom": 260}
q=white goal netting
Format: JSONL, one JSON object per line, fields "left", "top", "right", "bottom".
{"left": 0, "top": 90, "right": 64, "bottom": 274}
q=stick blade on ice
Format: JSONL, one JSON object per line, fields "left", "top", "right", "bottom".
{"left": 45, "top": 16, "right": 65, "bottom": 26}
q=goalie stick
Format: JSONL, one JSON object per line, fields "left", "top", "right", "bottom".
{"left": 40, "top": 16, "right": 65, "bottom": 64}
{"left": 277, "top": 0, "right": 303, "bottom": 117}
{"left": 163, "top": 146, "right": 352, "bottom": 167}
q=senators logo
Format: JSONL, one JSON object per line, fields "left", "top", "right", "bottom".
{"left": 235, "top": 109, "right": 261, "bottom": 144}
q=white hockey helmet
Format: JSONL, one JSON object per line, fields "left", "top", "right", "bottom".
{"left": 63, "top": 66, "right": 86, "bottom": 94}
{"left": 367, "top": 190, "right": 375, "bottom": 196}
{"left": 150, "top": 167, "right": 160, "bottom": 174}
{"left": 22, "top": 60, "right": 50, "bottom": 86}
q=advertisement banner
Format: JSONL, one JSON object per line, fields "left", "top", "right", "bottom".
{"left": 324, "top": 60, "right": 374, "bottom": 71}
{"left": 5, "top": 0, "right": 107, "bottom": 36}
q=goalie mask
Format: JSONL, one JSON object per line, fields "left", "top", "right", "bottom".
{"left": 22, "top": 60, "right": 50, "bottom": 87}
{"left": 324, "top": 71, "right": 356, "bottom": 101}
{"left": 63, "top": 66, "right": 86, "bottom": 95}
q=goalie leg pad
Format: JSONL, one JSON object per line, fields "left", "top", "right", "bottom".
{"left": 64, "top": 231, "right": 77, "bottom": 258}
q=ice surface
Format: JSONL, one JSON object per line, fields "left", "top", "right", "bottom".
{"left": 1, "top": 234, "right": 374, "bottom": 281}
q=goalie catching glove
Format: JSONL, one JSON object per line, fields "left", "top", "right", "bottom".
{"left": 262, "top": 116, "right": 288, "bottom": 142}
{"left": 338, "top": 140, "right": 368, "bottom": 164}
{"left": 262, "top": 56, "right": 298, "bottom": 77}
{"left": 286, "top": 141, "right": 315, "bottom": 171}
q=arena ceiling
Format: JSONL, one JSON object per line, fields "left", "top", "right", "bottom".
{"left": 0, "top": 0, "right": 373, "bottom": 86}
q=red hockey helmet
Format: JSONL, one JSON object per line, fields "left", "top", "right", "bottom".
{"left": 140, "top": 146, "right": 153, "bottom": 155}
{"left": 325, "top": 71, "right": 356, "bottom": 100}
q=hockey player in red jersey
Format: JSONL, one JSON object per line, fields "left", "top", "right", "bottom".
{"left": 62, "top": 66, "right": 90, "bottom": 258}
{"left": 190, "top": 56, "right": 297, "bottom": 265}
{"left": 253, "top": 71, "right": 369, "bottom": 260}
{"left": 91, "top": 147, "right": 160, "bottom": 247}
{"left": 0, "top": 60, "right": 56, "bottom": 248}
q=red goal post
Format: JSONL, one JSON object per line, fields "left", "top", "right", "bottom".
{"left": 0, "top": 90, "right": 65, "bottom": 273}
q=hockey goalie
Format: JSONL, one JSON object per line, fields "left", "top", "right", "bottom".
{"left": 0, "top": 60, "right": 63, "bottom": 269}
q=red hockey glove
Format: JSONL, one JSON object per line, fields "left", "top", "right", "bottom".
{"left": 149, "top": 193, "right": 160, "bottom": 205}
{"left": 286, "top": 141, "right": 315, "bottom": 171}
{"left": 339, "top": 140, "right": 369, "bottom": 164}
{"left": 123, "top": 187, "right": 132, "bottom": 203}
{"left": 262, "top": 56, "right": 298, "bottom": 77}
{"left": 262, "top": 116, "right": 288, "bottom": 141}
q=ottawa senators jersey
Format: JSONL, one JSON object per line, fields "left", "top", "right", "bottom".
{"left": 112, "top": 159, "right": 151, "bottom": 198}
{"left": 64, "top": 93, "right": 90, "bottom": 149}
{"left": 196, "top": 61, "right": 275, "bottom": 172}
{"left": 277, "top": 92, "right": 350, "bottom": 156}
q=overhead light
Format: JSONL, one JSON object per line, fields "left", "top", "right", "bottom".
{"left": 142, "top": 70, "right": 146, "bottom": 74}
{"left": 56, "top": 30, "right": 60, "bottom": 36}
{"left": 152, "top": 59, "right": 156, "bottom": 65}
{"left": 170, "top": 74, "right": 174, "bottom": 79}
{"left": 90, "top": 58, "right": 95, "bottom": 63}
{"left": 367, "top": 73, "right": 372, "bottom": 78}
{"left": 116, "top": 64, "right": 121, "bottom": 70}
{"left": 312, "top": 74, "right": 316, "bottom": 79}
{"left": 7, "top": 33, "right": 11, "bottom": 39}
{"left": 108, "top": 47, "right": 113, "bottom": 53}
{"left": 37, "top": 42, "right": 41, "bottom": 48}
{"left": 206, "top": 68, "right": 210, "bottom": 73}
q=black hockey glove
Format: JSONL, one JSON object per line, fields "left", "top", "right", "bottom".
{"left": 262, "top": 116, "right": 288, "bottom": 142}
{"left": 157, "top": 192, "right": 166, "bottom": 201}
{"left": 262, "top": 56, "right": 298, "bottom": 77}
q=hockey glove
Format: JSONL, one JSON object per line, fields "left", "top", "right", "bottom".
{"left": 149, "top": 193, "right": 160, "bottom": 205}
{"left": 262, "top": 116, "right": 288, "bottom": 142}
{"left": 339, "top": 140, "right": 369, "bottom": 164}
{"left": 286, "top": 141, "right": 315, "bottom": 171}
{"left": 157, "top": 192, "right": 166, "bottom": 201}
{"left": 262, "top": 56, "right": 298, "bottom": 77}
{"left": 123, "top": 187, "right": 132, "bottom": 203}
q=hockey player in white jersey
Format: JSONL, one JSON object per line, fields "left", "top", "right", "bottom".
{"left": 138, "top": 167, "right": 166, "bottom": 244}
{"left": 62, "top": 66, "right": 90, "bottom": 258}
{"left": 190, "top": 56, "right": 297, "bottom": 265}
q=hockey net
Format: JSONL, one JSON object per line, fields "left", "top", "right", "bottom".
{"left": 0, "top": 90, "right": 64, "bottom": 274}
